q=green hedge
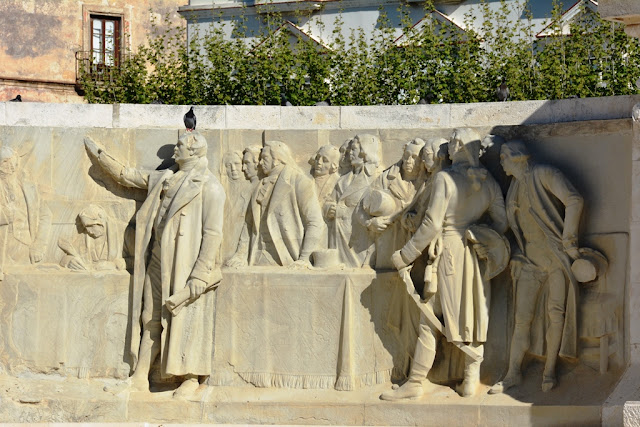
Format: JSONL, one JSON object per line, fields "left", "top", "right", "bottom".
{"left": 79, "top": 0, "right": 640, "bottom": 105}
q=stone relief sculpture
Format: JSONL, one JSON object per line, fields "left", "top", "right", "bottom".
{"left": 360, "top": 138, "right": 426, "bottom": 269}
{"left": 383, "top": 128, "right": 508, "bottom": 399}
{"left": 310, "top": 144, "right": 341, "bottom": 248}
{"left": 221, "top": 151, "right": 253, "bottom": 263}
{"left": 84, "top": 130, "right": 225, "bottom": 399}
{"left": 338, "top": 139, "right": 353, "bottom": 175}
{"left": 0, "top": 146, "right": 51, "bottom": 270}
{"left": 227, "top": 140, "right": 323, "bottom": 268}
{"left": 490, "top": 141, "right": 587, "bottom": 394}
{"left": 58, "top": 204, "right": 126, "bottom": 271}
{"left": 242, "top": 145, "right": 263, "bottom": 185}
{"left": 325, "top": 134, "right": 381, "bottom": 268}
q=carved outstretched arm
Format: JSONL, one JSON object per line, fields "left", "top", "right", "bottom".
{"left": 84, "top": 137, "right": 149, "bottom": 190}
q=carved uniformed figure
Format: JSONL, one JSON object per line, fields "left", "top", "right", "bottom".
{"left": 383, "top": 128, "right": 507, "bottom": 399}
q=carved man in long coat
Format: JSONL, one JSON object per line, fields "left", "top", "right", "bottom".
{"left": 85, "top": 131, "right": 225, "bottom": 399}
{"left": 325, "top": 134, "right": 381, "bottom": 268}
{"left": 490, "top": 141, "right": 582, "bottom": 394}
{"left": 228, "top": 140, "right": 323, "bottom": 267}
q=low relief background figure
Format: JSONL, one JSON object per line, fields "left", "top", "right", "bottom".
{"left": 58, "top": 204, "right": 126, "bottom": 271}
{"left": 490, "top": 141, "right": 585, "bottom": 394}
{"left": 310, "top": 144, "right": 341, "bottom": 248}
{"left": 229, "top": 141, "right": 323, "bottom": 268}
{"left": 0, "top": 146, "right": 51, "bottom": 268}
{"left": 360, "top": 138, "right": 426, "bottom": 269}
{"left": 84, "top": 130, "right": 225, "bottom": 399}
{"left": 338, "top": 139, "right": 353, "bottom": 176}
{"left": 384, "top": 128, "right": 508, "bottom": 400}
{"left": 325, "top": 134, "right": 381, "bottom": 268}
{"left": 221, "top": 151, "right": 253, "bottom": 263}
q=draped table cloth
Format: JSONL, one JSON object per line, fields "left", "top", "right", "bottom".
{"left": 210, "top": 268, "right": 413, "bottom": 390}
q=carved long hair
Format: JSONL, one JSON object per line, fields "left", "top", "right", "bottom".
{"left": 451, "top": 128, "right": 487, "bottom": 191}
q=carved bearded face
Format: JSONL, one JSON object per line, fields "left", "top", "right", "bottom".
{"left": 84, "top": 222, "right": 106, "bottom": 239}
{"left": 349, "top": 139, "right": 363, "bottom": 167}
{"left": 242, "top": 151, "right": 258, "bottom": 181}
{"left": 422, "top": 147, "right": 436, "bottom": 172}
{"left": 225, "top": 157, "right": 242, "bottom": 181}
{"left": 401, "top": 144, "right": 422, "bottom": 175}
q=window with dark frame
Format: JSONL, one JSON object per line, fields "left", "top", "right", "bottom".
{"left": 91, "top": 15, "right": 120, "bottom": 67}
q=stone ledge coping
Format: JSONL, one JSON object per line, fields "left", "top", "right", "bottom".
{"left": 1, "top": 95, "right": 639, "bottom": 130}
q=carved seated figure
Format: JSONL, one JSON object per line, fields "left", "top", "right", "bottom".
{"left": 490, "top": 141, "right": 585, "bottom": 394}
{"left": 359, "top": 138, "right": 426, "bottom": 269}
{"left": 58, "top": 204, "right": 126, "bottom": 271}
{"left": 324, "top": 134, "right": 381, "bottom": 268}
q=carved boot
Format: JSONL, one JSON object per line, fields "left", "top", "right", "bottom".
{"left": 173, "top": 375, "right": 200, "bottom": 400}
{"left": 456, "top": 354, "right": 482, "bottom": 397}
{"left": 380, "top": 361, "right": 429, "bottom": 401}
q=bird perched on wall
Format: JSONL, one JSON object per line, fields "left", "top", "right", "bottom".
{"left": 9, "top": 95, "right": 22, "bottom": 102}
{"left": 183, "top": 107, "right": 196, "bottom": 131}
{"left": 496, "top": 79, "right": 509, "bottom": 102}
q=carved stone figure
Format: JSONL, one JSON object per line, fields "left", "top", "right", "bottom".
{"left": 58, "top": 204, "right": 126, "bottom": 271}
{"left": 382, "top": 128, "right": 507, "bottom": 400}
{"left": 242, "top": 145, "right": 263, "bottom": 184}
{"left": 84, "top": 131, "right": 225, "bottom": 399}
{"left": 325, "top": 134, "right": 381, "bottom": 268}
{"left": 310, "top": 145, "right": 341, "bottom": 248}
{"left": 221, "top": 151, "right": 253, "bottom": 263}
{"left": 360, "top": 138, "right": 426, "bottom": 269}
{"left": 490, "top": 141, "right": 584, "bottom": 394}
{"left": 227, "top": 140, "right": 323, "bottom": 268}
{"left": 0, "top": 146, "right": 51, "bottom": 267}
{"left": 338, "top": 139, "right": 353, "bottom": 175}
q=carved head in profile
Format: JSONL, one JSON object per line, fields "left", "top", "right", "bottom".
{"left": 338, "top": 139, "right": 352, "bottom": 174}
{"left": 174, "top": 131, "right": 207, "bottom": 166}
{"left": 0, "top": 146, "right": 18, "bottom": 177}
{"left": 311, "top": 145, "right": 340, "bottom": 178}
{"left": 242, "top": 145, "right": 262, "bottom": 182}
{"left": 500, "top": 140, "right": 530, "bottom": 178}
{"left": 449, "top": 128, "right": 481, "bottom": 166}
{"left": 401, "top": 138, "right": 426, "bottom": 178}
{"left": 350, "top": 134, "right": 381, "bottom": 170}
{"left": 261, "top": 140, "right": 297, "bottom": 176}
{"left": 223, "top": 151, "right": 243, "bottom": 181}
{"left": 78, "top": 204, "right": 107, "bottom": 239}
{"left": 422, "top": 137, "right": 449, "bottom": 173}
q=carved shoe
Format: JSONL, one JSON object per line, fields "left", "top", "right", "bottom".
{"left": 488, "top": 374, "right": 522, "bottom": 395}
{"left": 173, "top": 377, "right": 200, "bottom": 400}
{"left": 380, "top": 380, "right": 424, "bottom": 401}
{"left": 541, "top": 375, "right": 556, "bottom": 393}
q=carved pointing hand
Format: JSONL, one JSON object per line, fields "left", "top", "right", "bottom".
{"left": 84, "top": 137, "right": 102, "bottom": 158}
